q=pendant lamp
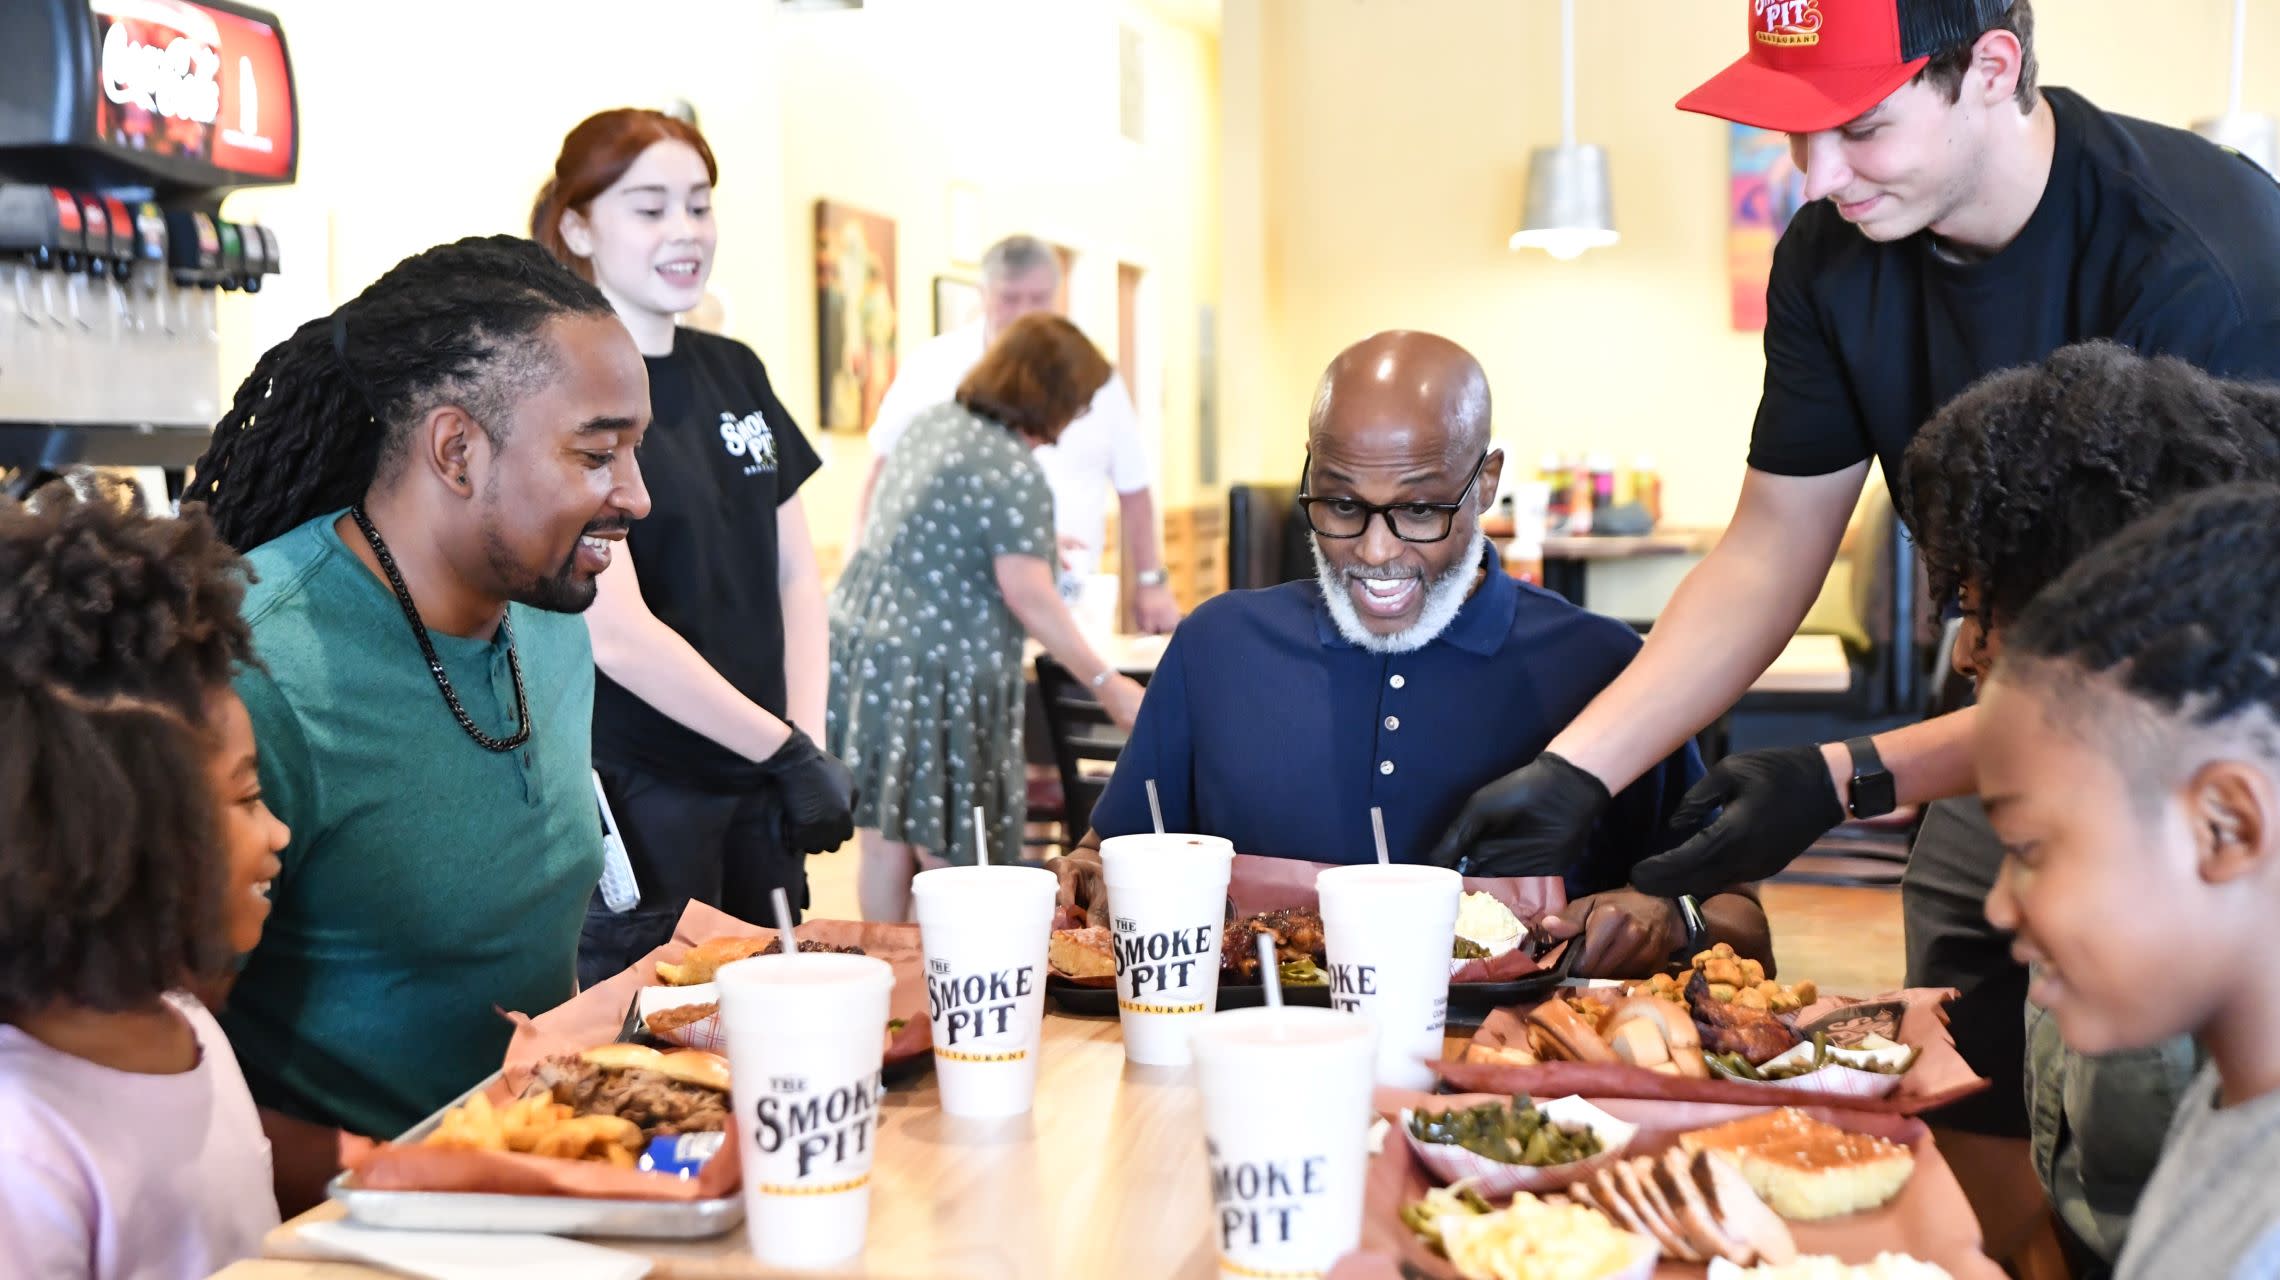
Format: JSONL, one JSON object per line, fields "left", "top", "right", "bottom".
{"left": 1510, "top": 0, "right": 1618, "bottom": 260}
{"left": 2193, "top": 0, "right": 2277, "bottom": 175}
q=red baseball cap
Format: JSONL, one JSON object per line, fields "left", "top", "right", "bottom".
{"left": 1677, "top": 0, "right": 2017, "bottom": 134}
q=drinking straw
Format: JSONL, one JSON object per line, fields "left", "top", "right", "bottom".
{"left": 1370, "top": 806, "right": 1391, "bottom": 866}
{"left": 1146, "top": 779, "right": 1166, "bottom": 834}
{"left": 972, "top": 804, "right": 991, "bottom": 867}
{"left": 770, "top": 887, "right": 798, "bottom": 946}
{"left": 1257, "top": 933, "right": 1284, "bottom": 1009}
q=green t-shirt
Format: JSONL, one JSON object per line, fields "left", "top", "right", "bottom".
{"left": 220, "top": 512, "right": 603, "bottom": 1139}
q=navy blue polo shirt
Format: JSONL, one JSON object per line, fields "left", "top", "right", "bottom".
{"left": 1091, "top": 550, "right": 1703, "bottom": 896}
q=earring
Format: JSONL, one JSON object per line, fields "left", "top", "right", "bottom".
{"left": 456, "top": 472, "right": 468, "bottom": 486}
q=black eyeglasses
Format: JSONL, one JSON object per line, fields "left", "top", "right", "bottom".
{"left": 1296, "top": 448, "right": 1490, "bottom": 543}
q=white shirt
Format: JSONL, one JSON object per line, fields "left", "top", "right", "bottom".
{"left": 869, "top": 323, "right": 1152, "bottom": 580}
{"left": 0, "top": 994, "right": 280, "bottom": 1280}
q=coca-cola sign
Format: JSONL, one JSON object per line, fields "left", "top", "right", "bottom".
{"left": 102, "top": 20, "right": 222, "bottom": 124}
{"left": 89, "top": 0, "right": 294, "bottom": 181}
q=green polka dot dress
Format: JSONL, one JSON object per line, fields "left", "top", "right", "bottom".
{"left": 827, "top": 402, "right": 1056, "bottom": 867}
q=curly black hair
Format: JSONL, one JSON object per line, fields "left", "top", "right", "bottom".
{"left": 184, "top": 234, "right": 615, "bottom": 552}
{"left": 0, "top": 491, "right": 256, "bottom": 1020}
{"left": 2002, "top": 484, "right": 2280, "bottom": 758}
{"left": 1899, "top": 340, "right": 2280, "bottom": 635}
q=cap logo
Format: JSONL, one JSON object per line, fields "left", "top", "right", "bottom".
{"left": 1755, "top": 0, "right": 1823, "bottom": 47}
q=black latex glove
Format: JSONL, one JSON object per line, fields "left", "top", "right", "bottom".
{"left": 1423, "top": 752, "right": 1610, "bottom": 878}
{"left": 759, "top": 727, "right": 857, "bottom": 855}
{"left": 1629, "top": 743, "right": 1845, "bottom": 896}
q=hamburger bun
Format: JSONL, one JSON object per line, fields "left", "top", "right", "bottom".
{"left": 655, "top": 936, "right": 774, "bottom": 987}
{"left": 1526, "top": 998, "right": 1619, "bottom": 1064}
{"left": 1605, "top": 996, "right": 1709, "bottom": 1078}
{"left": 579, "top": 1043, "right": 732, "bottom": 1094}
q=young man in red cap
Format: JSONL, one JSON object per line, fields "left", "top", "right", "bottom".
{"left": 1427, "top": 0, "right": 2280, "bottom": 1268}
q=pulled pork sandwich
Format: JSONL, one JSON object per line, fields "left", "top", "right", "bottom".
{"left": 529, "top": 1044, "right": 731, "bottom": 1138}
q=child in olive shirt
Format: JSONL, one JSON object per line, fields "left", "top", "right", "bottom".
{"left": 1976, "top": 484, "right": 2280, "bottom": 1280}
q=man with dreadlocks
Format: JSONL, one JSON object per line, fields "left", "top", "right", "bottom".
{"left": 185, "top": 234, "right": 652, "bottom": 1208}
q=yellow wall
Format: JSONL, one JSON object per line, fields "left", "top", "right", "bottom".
{"left": 1222, "top": 0, "right": 2280, "bottom": 528}
{"left": 216, "top": 0, "right": 1221, "bottom": 565}
{"left": 769, "top": 1, "right": 1222, "bottom": 556}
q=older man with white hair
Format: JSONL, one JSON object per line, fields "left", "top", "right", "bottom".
{"left": 854, "top": 234, "right": 1180, "bottom": 633}
{"left": 1050, "top": 331, "right": 1770, "bottom": 979}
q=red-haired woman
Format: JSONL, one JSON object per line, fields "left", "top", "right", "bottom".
{"left": 829, "top": 314, "right": 1145, "bottom": 921}
{"left": 535, "top": 108, "right": 852, "bottom": 984}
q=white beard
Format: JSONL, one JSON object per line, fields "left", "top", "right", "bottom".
{"left": 1311, "top": 530, "right": 1487, "bottom": 655}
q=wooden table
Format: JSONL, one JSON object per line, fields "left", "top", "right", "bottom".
{"left": 1753, "top": 632, "right": 1853, "bottom": 696}
{"left": 222, "top": 1014, "right": 1276, "bottom": 1280}
{"left": 1536, "top": 530, "right": 1713, "bottom": 608}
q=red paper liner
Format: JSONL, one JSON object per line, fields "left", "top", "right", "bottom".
{"left": 1332, "top": 1091, "right": 2006, "bottom": 1279}
{"left": 1440, "top": 988, "right": 1988, "bottom": 1116}
{"left": 349, "top": 902, "right": 931, "bottom": 1201}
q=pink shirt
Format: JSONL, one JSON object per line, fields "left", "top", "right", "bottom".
{"left": 0, "top": 993, "right": 280, "bottom": 1280}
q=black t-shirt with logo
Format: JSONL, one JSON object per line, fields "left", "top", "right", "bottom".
{"left": 593, "top": 327, "right": 823, "bottom": 788}
{"left": 1752, "top": 86, "right": 2280, "bottom": 484}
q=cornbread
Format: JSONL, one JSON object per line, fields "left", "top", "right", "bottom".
{"left": 1675, "top": 1108, "right": 1915, "bottom": 1221}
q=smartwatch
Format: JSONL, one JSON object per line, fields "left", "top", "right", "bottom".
{"left": 1670, "top": 894, "right": 1709, "bottom": 961}
{"left": 1136, "top": 569, "right": 1170, "bottom": 588}
{"left": 1843, "top": 735, "right": 1898, "bottom": 820}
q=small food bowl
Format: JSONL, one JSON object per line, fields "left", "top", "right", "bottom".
{"left": 1704, "top": 1037, "right": 1914, "bottom": 1100}
{"left": 1402, "top": 1095, "right": 1638, "bottom": 1198}
{"left": 636, "top": 982, "right": 725, "bottom": 1052}
{"left": 1449, "top": 929, "right": 1526, "bottom": 978}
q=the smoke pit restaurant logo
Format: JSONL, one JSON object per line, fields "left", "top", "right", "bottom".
{"left": 1755, "top": 0, "right": 1823, "bottom": 47}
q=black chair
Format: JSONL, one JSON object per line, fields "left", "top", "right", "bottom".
{"left": 1225, "top": 481, "right": 1314, "bottom": 591}
{"left": 1034, "top": 655, "right": 1150, "bottom": 839}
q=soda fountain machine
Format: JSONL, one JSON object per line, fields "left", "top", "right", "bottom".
{"left": 0, "top": 0, "right": 297, "bottom": 504}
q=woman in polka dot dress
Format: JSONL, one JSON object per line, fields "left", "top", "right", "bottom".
{"left": 828, "top": 314, "right": 1146, "bottom": 920}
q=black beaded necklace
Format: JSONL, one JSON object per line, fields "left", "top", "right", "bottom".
{"left": 348, "top": 505, "right": 531, "bottom": 753}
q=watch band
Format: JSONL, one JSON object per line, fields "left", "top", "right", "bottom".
{"left": 1135, "top": 569, "right": 1169, "bottom": 587}
{"left": 1843, "top": 735, "right": 1898, "bottom": 820}
{"left": 1671, "top": 894, "right": 1709, "bottom": 960}
{"left": 1088, "top": 668, "right": 1113, "bottom": 690}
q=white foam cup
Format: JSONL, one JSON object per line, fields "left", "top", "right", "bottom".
{"left": 1315, "top": 863, "right": 1462, "bottom": 1089}
{"left": 1098, "top": 833, "right": 1237, "bottom": 1066}
{"left": 912, "top": 864, "right": 1057, "bottom": 1117}
{"left": 1189, "top": 1006, "right": 1378, "bottom": 1279}
{"left": 714, "top": 951, "right": 896, "bottom": 1268}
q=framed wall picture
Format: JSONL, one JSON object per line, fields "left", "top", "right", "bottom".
{"left": 1727, "top": 124, "right": 1808, "bottom": 331}
{"left": 932, "top": 275, "right": 982, "bottom": 336}
{"left": 814, "top": 199, "right": 899, "bottom": 431}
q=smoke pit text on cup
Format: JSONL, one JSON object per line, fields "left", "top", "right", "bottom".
{"left": 926, "top": 959, "right": 1036, "bottom": 1047}
{"left": 1328, "top": 962, "right": 1377, "bottom": 1013}
{"left": 1209, "top": 1140, "right": 1330, "bottom": 1251}
{"left": 754, "top": 1070, "right": 886, "bottom": 1179}
{"left": 1113, "top": 916, "right": 1214, "bottom": 998}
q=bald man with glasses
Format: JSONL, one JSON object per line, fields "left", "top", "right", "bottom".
{"left": 1051, "top": 332, "right": 1770, "bottom": 979}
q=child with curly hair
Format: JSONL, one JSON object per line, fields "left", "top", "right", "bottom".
{"left": 0, "top": 487, "right": 291, "bottom": 1278}
{"left": 1977, "top": 483, "right": 2280, "bottom": 1279}
{"left": 1899, "top": 341, "right": 2280, "bottom": 1271}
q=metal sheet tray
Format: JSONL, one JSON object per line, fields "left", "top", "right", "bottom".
{"left": 326, "top": 1075, "right": 744, "bottom": 1239}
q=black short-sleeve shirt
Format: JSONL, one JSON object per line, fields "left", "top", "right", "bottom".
{"left": 593, "top": 328, "right": 823, "bottom": 788}
{"left": 1751, "top": 87, "right": 2280, "bottom": 483}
